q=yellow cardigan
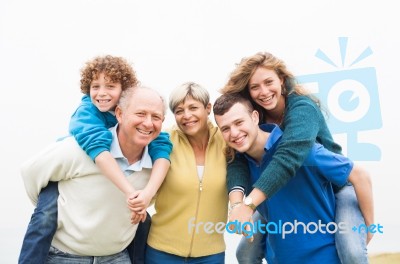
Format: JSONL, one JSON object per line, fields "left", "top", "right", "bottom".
{"left": 147, "top": 122, "right": 228, "bottom": 257}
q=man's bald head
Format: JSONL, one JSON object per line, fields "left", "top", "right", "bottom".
{"left": 118, "top": 86, "right": 166, "bottom": 115}
{"left": 115, "top": 86, "right": 166, "bottom": 156}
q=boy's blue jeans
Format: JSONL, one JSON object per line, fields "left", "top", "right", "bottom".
{"left": 18, "top": 182, "right": 151, "bottom": 264}
{"left": 236, "top": 184, "right": 369, "bottom": 264}
{"left": 19, "top": 182, "right": 58, "bottom": 264}
{"left": 127, "top": 212, "right": 152, "bottom": 263}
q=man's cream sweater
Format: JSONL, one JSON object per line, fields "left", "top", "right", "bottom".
{"left": 21, "top": 136, "right": 151, "bottom": 256}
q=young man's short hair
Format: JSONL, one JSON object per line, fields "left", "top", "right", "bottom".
{"left": 213, "top": 93, "right": 254, "bottom": 116}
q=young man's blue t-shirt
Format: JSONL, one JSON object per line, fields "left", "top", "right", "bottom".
{"left": 242, "top": 124, "right": 353, "bottom": 264}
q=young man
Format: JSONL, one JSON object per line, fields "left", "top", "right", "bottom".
{"left": 213, "top": 93, "right": 373, "bottom": 263}
{"left": 21, "top": 87, "right": 166, "bottom": 263}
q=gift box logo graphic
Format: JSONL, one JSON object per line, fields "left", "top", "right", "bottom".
{"left": 297, "top": 37, "right": 382, "bottom": 161}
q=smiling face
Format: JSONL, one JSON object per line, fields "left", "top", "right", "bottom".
{"left": 173, "top": 96, "right": 211, "bottom": 137}
{"left": 248, "top": 67, "right": 284, "bottom": 114}
{"left": 116, "top": 88, "right": 165, "bottom": 151}
{"left": 90, "top": 72, "right": 123, "bottom": 112}
{"left": 215, "top": 102, "right": 259, "bottom": 154}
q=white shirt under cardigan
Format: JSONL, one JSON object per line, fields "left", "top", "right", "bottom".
{"left": 21, "top": 125, "right": 152, "bottom": 256}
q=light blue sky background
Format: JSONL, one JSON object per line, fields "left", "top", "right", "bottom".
{"left": 1, "top": 1, "right": 399, "bottom": 263}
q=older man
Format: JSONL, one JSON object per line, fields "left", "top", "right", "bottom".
{"left": 21, "top": 87, "right": 166, "bottom": 263}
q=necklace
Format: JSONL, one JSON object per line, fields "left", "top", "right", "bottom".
{"left": 265, "top": 107, "right": 285, "bottom": 126}
{"left": 278, "top": 109, "right": 285, "bottom": 126}
{"left": 277, "top": 99, "right": 286, "bottom": 126}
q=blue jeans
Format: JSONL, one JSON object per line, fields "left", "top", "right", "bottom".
{"left": 146, "top": 245, "right": 225, "bottom": 264}
{"left": 47, "top": 246, "right": 131, "bottom": 264}
{"left": 19, "top": 181, "right": 151, "bottom": 264}
{"left": 19, "top": 181, "right": 59, "bottom": 264}
{"left": 126, "top": 211, "right": 152, "bottom": 264}
{"left": 335, "top": 184, "right": 368, "bottom": 264}
{"left": 236, "top": 210, "right": 266, "bottom": 264}
{"left": 236, "top": 184, "right": 368, "bottom": 264}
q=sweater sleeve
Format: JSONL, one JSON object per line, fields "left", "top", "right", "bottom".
{"left": 253, "top": 98, "right": 321, "bottom": 198}
{"left": 226, "top": 153, "right": 251, "bottom": 193}
{"left": 69, "top": 96, "right": 115, "bottom": 161}
{"left": 148, "top": 131, "right": 173, "bottom": 162}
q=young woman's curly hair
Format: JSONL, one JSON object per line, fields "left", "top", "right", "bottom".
{"left": 80, "top": 55, "right": 139, "bottom": 94}
{"left": 220, "top": 52, "right": 322, "bottom": 123}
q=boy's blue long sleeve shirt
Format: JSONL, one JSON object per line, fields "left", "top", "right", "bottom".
{"left": 69, "top": 95, "right": 172, "bottom": 162}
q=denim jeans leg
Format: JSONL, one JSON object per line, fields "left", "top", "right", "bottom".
{"left": 127, "top": 211, "right": 151, "bottom": 264}
{"left": 47, "top": 246, "right": 131, "bottom": 264}
{"left": 236, "top": 210, "right": 266, "bottom": 264}
{"left": 335, "top": 184, "right": 369, "bottom": 264}
{"left": 18, "top": 181, "right": 59, "bottom": 264}
{"left": 146, "top": 245, "right": 224, "bottom": 264}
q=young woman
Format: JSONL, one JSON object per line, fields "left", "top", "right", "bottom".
{"left": 221, "top": 52, "right": 372, "bottom": 264}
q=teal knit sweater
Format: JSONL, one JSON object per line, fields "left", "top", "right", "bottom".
{"left": 227, "top": 94, "right": 342, "bottom": 197}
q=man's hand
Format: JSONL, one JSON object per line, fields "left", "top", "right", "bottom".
{"left": 228, "top": 203, "right": 255, "bottom": 242}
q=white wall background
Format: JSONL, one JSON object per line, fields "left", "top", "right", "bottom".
{"left": 1, "top": 1, "right": 399, "bottom": 263}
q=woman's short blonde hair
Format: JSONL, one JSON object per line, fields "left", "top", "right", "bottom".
{"left": 169, "top": 82, "right": 210, "bottom": 112}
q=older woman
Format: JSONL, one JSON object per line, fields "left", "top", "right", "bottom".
{"left": 146, "top": 82, "right": 228, "bottom": 264}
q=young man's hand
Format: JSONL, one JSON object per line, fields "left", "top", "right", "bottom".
{"left": 228, "top": 203, "right": 255, "bottom": 242}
